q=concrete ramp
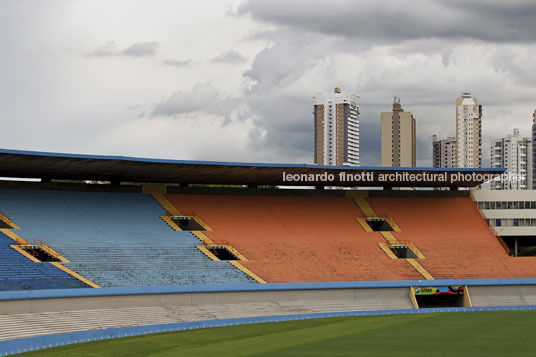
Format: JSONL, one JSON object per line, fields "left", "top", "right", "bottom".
{"left": 469, "top": 285, "right": 536, "bottom": 306}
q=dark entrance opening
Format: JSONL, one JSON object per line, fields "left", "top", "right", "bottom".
{"left": 415, "top": 286, "right": 465, "bottom": 308}
{"left": 207, "top": 246, "right": 238, "bottom": 260}
{"left": 390, "top": 244, "right": 418, "bottom": 259}
{"left": 365, "top": 218, "right": 394, "bottom": 231}
{"left": 171, "top": 216, "right": 206, "bottom": 231}
{"left": 502, "top": 236, "right": 536, "bottom": 256}
{"left": 20, "top": 245, "right": 61, "bottom": 262}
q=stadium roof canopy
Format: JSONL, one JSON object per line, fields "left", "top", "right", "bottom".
{"left": 0, "top": 149, "right": 504, "bottom": 188}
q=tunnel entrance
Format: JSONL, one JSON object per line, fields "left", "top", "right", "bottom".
{"left": 365, "top": 218, "right": 394, "bottom": 231}
{"left": 206, "top": 246, "right": 239, "bottom": 260}
{"left": 390, "top": 244, "right": 419, "bottom": 259}
{"left": 414, "top": 286, "right": 465, "bottom": 308}
{"left": 20, "top": 245, "right": 61, "bottom": 262}
{"left": 171, "top": 216, "right": 206, "bottom": 231}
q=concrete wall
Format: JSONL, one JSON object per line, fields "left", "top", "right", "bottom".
{"left": 1, "top": 279, "right": 535, "bottom": 316}
{"left": 469, "top": 285, "right": 536, "bottom": 306}
{"left": 0, "top": 287, "right": 411, "bottom": 315}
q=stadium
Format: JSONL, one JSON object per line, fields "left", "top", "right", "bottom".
{"left": 0, "top": 148, "right": 535, "bottom": 356}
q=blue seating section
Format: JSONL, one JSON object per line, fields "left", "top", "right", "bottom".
{"left": 0, "top": 233, "right": 87, "bottom": 291}
{"left": 0, "top": 189, "right": 255, "bottom": 288}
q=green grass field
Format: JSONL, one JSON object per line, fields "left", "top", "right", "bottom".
{"left": 20, "top": 311, "right": 536, "bottom": 356}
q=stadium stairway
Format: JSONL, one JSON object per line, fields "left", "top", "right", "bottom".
{"left": 0, "top": 189, "right": 256, "bottom": 288}
{"left": 166, "top": 194, "right": 424, "bottom": 283}
{"left": 346, "top": 191, "right": 434, "bottom": 280}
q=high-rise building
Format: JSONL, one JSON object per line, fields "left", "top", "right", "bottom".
{"left": 456, "top": 92, "right": 482, "bottom": 168}
{"left": 432, "top": 135, "right": 456, "bottom": 168}
{"left": 532, "top": 110, "right": 536, "bottom": 189}
{"left": 490, "top": 128, "right": 532, "bottom": 190}
{"left": 313, "top": 87, "right": 360, "bottom": 166}
{"left": 381, "top": 96, "right": 416, "bottom": 167}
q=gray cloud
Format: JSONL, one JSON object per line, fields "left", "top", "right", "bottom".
{"left": 86, "top": 41, "right": 159, "bottom": 58}
{"left": 211, "top": 50, "right": 247, "bottom": 64}
{"left": 86, "top": 41, "right": 118, "bottom": 57}
{"left": 151, "top": 83, "right": 220, "bottom": 117}
{"left": 237, "top": 19, "right": 536, "bottom": 166}
{"left": 162, "top": 59, "right": 192, "bottom": 67}
{"left": 120, "top": 42, "right": 159, "bottom": 57}
{"left": 238, "top": 0, "right": 536, "bottom": 43}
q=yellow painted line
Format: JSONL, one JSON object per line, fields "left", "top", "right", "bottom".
{"left": 0, "top": 213, "right": 20, "bottom": 229}
{"left": 229, "top": 261, "right": 267, "bottom": 284}
{"left": 151, "top": 193, "right": 181, "bottom": 216}
{"left": 160, "top": 216, "right": 182, "bottom": 231}
{"left": 378, "top": 242, "right": 397, "bottom": 259}
{"left": 196, "top": 245, "right": 219, "bottom": 261}
{"left": 380, "top": 231, "right": 399, "bottom": 245}
{"left": 345, "top": 190, "right": 369, "bottom": 198}
{"left": 191, "top": 216, "right": 213, "bottom": 231}
{"left": 408, "top": 243, "right": 426, "bottom": 259}
{"left": 409, "top": 287, "right": 419, "bottom": 309}
{"left": 50, "top": 262, "right": 101, "bottom": 288}
{"left": 353, "top": 197, "right": 376, "bottom": 217}
{"left": 386, "top": 217, "right": 402, "bottom": 232}
{"left": 142, "top": 185, "right": 167, "bottom": 194}
{"left": 10, "top": 245, "right": 41, "bottom": 262}
{"left": 39, "top": 245, "right": 69, "bottom": 263}
{"left": 355, "top": 218, "right": 373, "bottom": 232}
{"left": 463, "top": 286, "right": 473, "bottom": 307}
{"left": 406, "top": 259, "right": 434, "bottom": 280}
{"left": 191, "top": 231, "right": 215, "bottom": 245}
{"left": 1, "top": 229, "right": 28, "bottom": 244}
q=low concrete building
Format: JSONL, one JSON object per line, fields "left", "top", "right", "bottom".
{"left": 472, "top": 189, "right": 536, "bottom": 256}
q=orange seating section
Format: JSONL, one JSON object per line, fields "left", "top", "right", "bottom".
{"left": 367, "top": 197, "right": 536, "bottom": 279}
{"left": 167, "top": 194, "right": 423, "bottom": 283}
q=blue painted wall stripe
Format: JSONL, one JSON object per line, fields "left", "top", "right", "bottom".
{"left": 1, "top": 278, "right": 535, "bottom": 301}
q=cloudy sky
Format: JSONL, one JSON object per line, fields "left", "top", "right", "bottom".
{"left": 2, "top": 0, "right": 536, "bottom": 167}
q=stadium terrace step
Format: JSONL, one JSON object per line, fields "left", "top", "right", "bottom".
{"left": 0, "top": 298, "right": 414, "bottom": 342}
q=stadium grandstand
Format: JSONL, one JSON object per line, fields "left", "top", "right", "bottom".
{"left": 0, "top": 148, "right": 535, "bottom": 355}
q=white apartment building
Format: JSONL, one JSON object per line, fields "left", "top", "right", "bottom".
{"left": 313, "top": 87, "right": 360, "bottom": 166}
{"left": 433, "top": 136, "right": 456, "bottom": 168}
{"left": 490, "top": 129, "right": 532, "bottom": 190}
{"left": 456, "top": 92, "right": 482, "bottom": 168}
